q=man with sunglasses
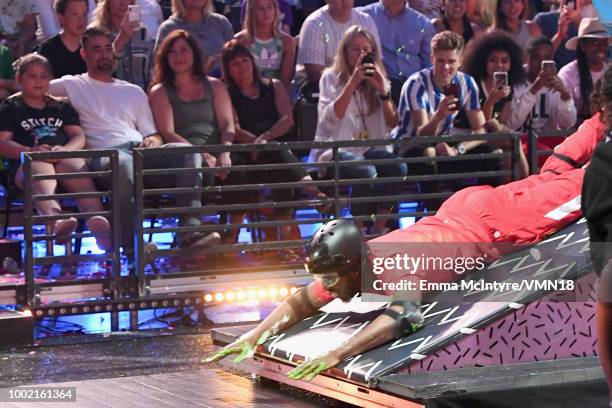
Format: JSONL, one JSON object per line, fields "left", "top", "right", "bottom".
{"left": 204, "top": 219, "right": 424, "bottom": 380}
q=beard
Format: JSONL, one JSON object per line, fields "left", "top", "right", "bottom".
{"left": 96, "top": 58, "right": 114, "bottom": 72}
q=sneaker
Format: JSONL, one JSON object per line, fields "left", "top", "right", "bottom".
{"left": 53, "top": 217, "right": 78, "bottom": 245}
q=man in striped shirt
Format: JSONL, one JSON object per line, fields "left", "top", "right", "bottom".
{"left": 392, "top": 31, "right": 491, "bottom": 209}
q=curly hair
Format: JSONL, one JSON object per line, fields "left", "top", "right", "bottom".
{"left": 460, "top": 30, "right": 525, "bottom": 86}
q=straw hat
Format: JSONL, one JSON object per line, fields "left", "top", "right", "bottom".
{"left": 566, "top": 17, "right": 611, "bottom": 51}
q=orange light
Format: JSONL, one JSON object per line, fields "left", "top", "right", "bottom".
{"left": 226, "top": 291, "right": 235, "bottom": 301}
{"left": 236, "top": 290, "right": 245, "bottom": 300}
{"left": 290, "top": 287, "right": 298, "bottom": 295}
{"left": 258, "top": 288, "right": 267, "bottom": 299}
{"left": 204, "top": 294, "right": 213, "bottom": 302}
{"left": 23, "top": 309, "right": 32, "bottom": 317}
{"left": 215, "top": 293, "right": 224, "bottom": 302}
{"left": 269, "top": 287, "right": 278, "bottom": 298}
{"left": 279, "top": 287, "right": 289, "bottom": 297}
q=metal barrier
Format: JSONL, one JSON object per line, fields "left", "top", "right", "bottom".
{"left": 526, "top": 128, "right": 575, "bottom": 174}
{"left": 132, "top": 132, "right": 522, "bottom": 295}
{"left": 22, "top": 149, "right": 121, "bottom": 307}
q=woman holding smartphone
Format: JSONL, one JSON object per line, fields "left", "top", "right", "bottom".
{"left": 92, "top": 0, "right": 155, "bottom": 89}
{"left": 309, "top": 25, "right": 404, "bottom": 235}
{"left": 458, "top": 30, "right": 528, "bottom": 177}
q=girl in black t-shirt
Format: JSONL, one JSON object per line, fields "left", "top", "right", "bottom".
{"left": 0, "top": 54, "right": 111, "bottom": 250}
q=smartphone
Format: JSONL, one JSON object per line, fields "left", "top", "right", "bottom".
{"left": 443, "top": 83, "right": 460, "bottom": 111}
{"left": 541, "top": 60, "right": 557, "bottom": 75}
{"left": 494, "top": 71, "right": 508, "bottom": 88}
{"left": 128, "top": 5, "right": 141, "bottom": 24}
{"left": 361, "top": 52, "right": 375, "bottom": 77}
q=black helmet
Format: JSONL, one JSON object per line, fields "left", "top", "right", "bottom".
{"left": 304, "top": 219, "right": 362, "bottom": 275}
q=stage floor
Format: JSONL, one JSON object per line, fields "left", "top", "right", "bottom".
{"left": 0, "top": 327, "right": 355, "bottom": 408}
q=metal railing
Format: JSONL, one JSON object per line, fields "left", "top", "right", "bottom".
{"left": 526, "top": 128, "right": 575, "bottom": 174}
{"left": 22, "top": 149, "right": 121, "bottom": 307}
{"left": 132, "top": 132, "right": 522, "bottom": 295}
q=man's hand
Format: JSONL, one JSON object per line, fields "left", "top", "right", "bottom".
{"left": 203, "top": 330, "right": 272, "bottom": 364}
{"left": 287, "top": 350, "right": 342, "bottom": 381}
{"left": 434, "top": 95, "right": 459, "bottom": 119}
{"left": 140, "top": 135, "right": 163, "bottom": 148}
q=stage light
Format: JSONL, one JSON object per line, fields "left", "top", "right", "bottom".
{"left": 247, "top": 289, "right": 256, "bottom": 299}
{"left": 290, "top": 287, "right": 298, "bottom": 295}
{"left": 151, "top": 301, "right": 158, "bottom": 307}
{"left": 269, "top": 287, "right": 278, "bottom": 298}
{"left": 236, "top": 290, "right": 245, "bottom": 300}
{"left": 173, "top": 300, "right": 180, "bottom": 306}
{"left": 258, "top": 288, "right": 267, "bottom": 299}
{"left": 215, "top": 293, "right": 224, "bottom": 302}
{"left": 226, "top": 291, "right": 235, "bottom": 301}
{"left": 106, "top": 305, "right": 113, "bottom": 311}
{"left": 140, "top": 302, "right": 147, "bottom": 308}
{"left": 184, "top": 299, "right": 192, "bottom": 306}
{"left": 71, "top": 307, "right": 79, "bottom": 314}
{"left": 35, "top": 310, "right": 43, "bottom": 317}
{"left": 162, "top": 300, "right": 169, "bottom": 307}
{"left": 117, "top": 304, "right": 124, "bottom": 310}
{"left": 279, "top": 287, "right": 289, "bottom": 297}
{"left": 195, "top": 298, "right": 202, "bottom": 305}
{"left": 48, "top": 309, "right": 55, "bottom": 316}
{"left": 94, "top": 305, "right": 101, "bottom": 312}
{"left": 23, "top": 309, "right": 32, "bottom": 317}
{"left": 59, "top": 308, "right": 67, "bottom": 315}
{"left": 204, "top": 294, "right": 213, "bottom": 302}
{"left": 83, "top": 306, "right": 90, "bottom": 313}
{"left": 129, "top": 303, "right": 135, "bottom": 310}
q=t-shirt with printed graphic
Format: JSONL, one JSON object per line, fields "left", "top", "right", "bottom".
{"left": 0, "top": 95, "right": 79, "bottom": 164}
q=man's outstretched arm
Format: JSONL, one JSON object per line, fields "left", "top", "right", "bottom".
{"left": 204, "top": 282, "right": 332, "bottom": 364}
{"left": 287, "top": 301, "right": 423, "bottom": 381}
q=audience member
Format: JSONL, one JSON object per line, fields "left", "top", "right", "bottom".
{"left": 297, "top": 0, "right": 380, "bottom": 85}
{"left": 459, "top": 31, "right": 523, "bottom": 127}
{"left": 309, "top": 26, "right": 404, "bottom": 234}
{"left": 240, "top": 0, "right": 293, "bottom": 35}
{"left": 148, "top": 29, "right": 237, "bottom": 240}
{"left": 508, "top": 36, "right": 576, "bottom": 132}
{"left": 222, "top": 41, "right": 330, "bottom": 251}
{"left": 360, "top": 0, "right": 435, "bottom": 104}
{"left": 0, "top": 53, "right": 111, "bottom": 249}
{"left": 0, "top": 0, "right": 38, "bottom": 58}
{"left": 33, "top": 0, "right": 95, "bottom": 41}
{"left": 533, "top": 0, "right": 583, "bottom": 69}
{"left": 39, "top": 0, "right": 88, "bottom": 78}
{"left": 156, "top": 0, "right": 234, "bottom": 77}
{"left": 234, "top": 0, "right": 296, "bottom": 91}
{"left": 432, "top": 0, "right": 482, "bottom": 46}
{"left": 393, "top": 31, "right": 499, "bottom": 208}
{"left": 458, "top": 30, "right": 528, "bottom": 177}
{"left": 91, "top": 0, "right": 156, "bottom": 89}
{"left": 559, "top": 17, "right": 611, "bottom": 124}
{"left": 490, "top": 0, "right": 542, "bottom": 52}
{"left": 48, "top": 27, "right": 216, "bottom": 257}
{"left": 0, "top": 45, "right": 16, "bottom": 101}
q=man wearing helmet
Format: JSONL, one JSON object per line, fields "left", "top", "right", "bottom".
{"left": 206, "top": 68, "right": 612, "bottom": 381}
{"left": 205, "top": 219, "right": 424, "bottom": 380}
